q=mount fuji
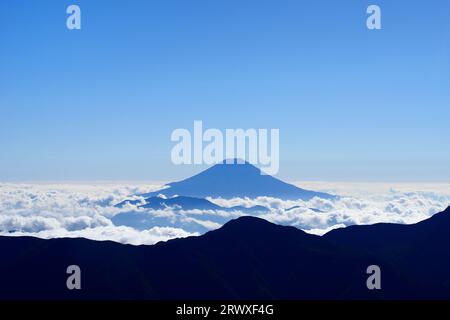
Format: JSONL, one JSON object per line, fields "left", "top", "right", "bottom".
{"left": 139, "top": 159, "right": 335, "bottom": 200}
{"left": 112, "top": 160, "right": 335, "bottom": 232}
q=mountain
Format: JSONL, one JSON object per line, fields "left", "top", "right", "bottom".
{"left": 324, "top": 206, "right": 450, "bottom": 295}
{"left": 140, "top": 159, "right": 336, "bottom": 200}
{"left": 111, "top": 160, "right": 334, "bottom": 232}
{"left": 0, "top": 217, "right": 388, "bottom": 300}
{"left": 116, "top": 195, "right": 269, "bottom": 213}
{"left": 8, "top": 208, "right": 450, "bottom": 299}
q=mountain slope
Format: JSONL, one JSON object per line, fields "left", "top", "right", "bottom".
{"left": 141, "top": 160, "right": 335, "bottom": 200}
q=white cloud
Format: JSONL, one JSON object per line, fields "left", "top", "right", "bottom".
{"left": 0, "top": 182, "right": 449, "bottom": 244}
{"left": 1, "top": 225, "right": 197, "bottom": 246}
{"left": 303, "top": 224, "right": 347, "bottom": 236}
{"left": 181, "top": 217, "right": 223, "bottom": 230}
{"left": 208, "top": 183, "right": 450, "bottom": 234}
{"left": 0, "top": 215, "right": 60, "bottom": 233}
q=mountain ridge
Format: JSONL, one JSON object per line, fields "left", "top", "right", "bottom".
{"left": 116, "top": 195, "right": 269, "bottom": 213}
{"left": 1, "top": 207, "right": 450, "bottom": 299}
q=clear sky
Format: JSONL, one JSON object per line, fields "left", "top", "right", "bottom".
{"left": 1, "top": 0, "right": 449, "bottom": 182}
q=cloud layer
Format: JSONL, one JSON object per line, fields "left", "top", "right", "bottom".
{"left": 210, "top": 182, "right": 450, "bottom": 234}
{"left": 0, "top": 182, "right": 449, "bottom": 244}
{"left": 0, "top": 183, "right": 198, "bottom": 245}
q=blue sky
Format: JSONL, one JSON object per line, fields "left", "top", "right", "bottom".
{"left": 1, "top": 0, "right": 449, "bottom": 182}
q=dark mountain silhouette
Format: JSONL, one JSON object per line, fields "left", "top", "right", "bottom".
{"left": 7, "top": 207, "right": 450, "bottom": 299}
{"left": 139, "top": 159, "right": 336, "bottom": 200}
{"left": 0, "top": 217, "right": 394, "bottom": 300}
{"left": 324, "top": 206, "right": 450, "bottom": 296}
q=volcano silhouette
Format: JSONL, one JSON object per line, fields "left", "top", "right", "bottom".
{"left": 142, "top": 159, "right": 335, "bottom": 200}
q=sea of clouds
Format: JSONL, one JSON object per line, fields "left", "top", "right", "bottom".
{"left": 0, "top": 182, "right": 449, "bottom": 245}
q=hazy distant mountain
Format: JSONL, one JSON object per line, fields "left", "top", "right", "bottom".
{"left": 111, "top": 160, "right": 334, "bottom": 232}
{"left": 113, "top": 195, "right": 269, "bottom": 232}
{"left": 2, "top": 207, "right": 450, "bottom": 299}
{"left": 140, "top": 159, "right": 336, "bottom": 200}
{"left": 116, "top": 195, "right": 269, "bottom": 213}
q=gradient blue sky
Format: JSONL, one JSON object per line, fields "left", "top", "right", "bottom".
{"left": 1, "top": 0, "right": 449, "bottom": 182}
